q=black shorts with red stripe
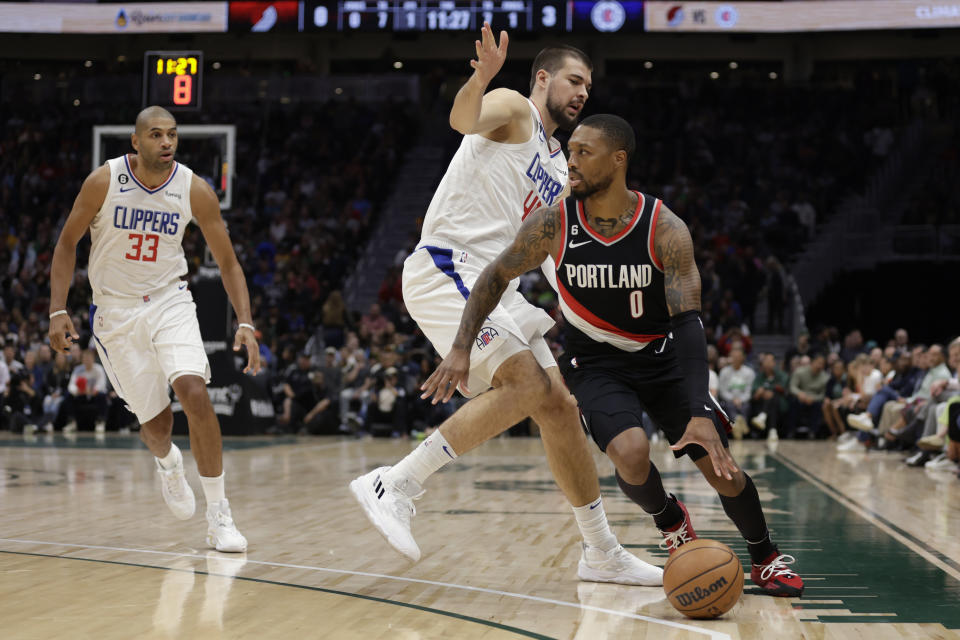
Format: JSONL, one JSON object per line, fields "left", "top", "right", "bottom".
{"left": 557, "top": 334, "right": 729, "bottom": 462}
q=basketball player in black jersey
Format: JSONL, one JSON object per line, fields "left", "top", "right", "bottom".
{"left": 422, "top": 114, "right": 804, "bottom": 597}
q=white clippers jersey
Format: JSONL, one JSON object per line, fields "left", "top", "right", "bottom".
{"left": 419, "top": 98, "right": 568, "bottom": 266}
{"left": 88, "top": 155, "right": 193, "bottom": 301}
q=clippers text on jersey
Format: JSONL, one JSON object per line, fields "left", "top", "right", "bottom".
{"left": 523, "top": 152, "right": 564, "bottom": 217}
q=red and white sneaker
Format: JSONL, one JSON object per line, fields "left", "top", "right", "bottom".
{"left": 657, "top": 495, "right": 698, "bottom": 555}
{"left": 751, "top": 552, "right": 804, "bottom": 597}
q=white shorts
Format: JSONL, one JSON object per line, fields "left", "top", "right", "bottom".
{"left": 90, "top": 282, "right": 211, "bottom": 424}
{"left": 402, "top": 245, "right": 556, "bottom": 396}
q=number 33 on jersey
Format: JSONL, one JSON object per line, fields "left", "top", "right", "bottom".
{"left": 87, "top": 154, "right": 194, "bottom": 300}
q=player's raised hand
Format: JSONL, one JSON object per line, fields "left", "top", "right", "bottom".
{"left": 48, "top": 313, "right": 79, "bottom": 354}
{"left": 421, "top": 346, "right": 471, "bottom": 404}
{"left": 671, "top": 417, "right": 739, "bottom": 480}
{"left": 470, "top": 21, "right": 509, "bottom": 86}
{"left": 234, "top": 325, "right": 262, "bottom": 375}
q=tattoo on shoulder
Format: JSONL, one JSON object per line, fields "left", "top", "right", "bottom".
{"left": 655, "top": 207, "right": 701, "bottom": 315}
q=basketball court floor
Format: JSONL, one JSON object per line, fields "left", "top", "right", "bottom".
{"left": 2, "top": 433, "right": 959, "bottom": 639}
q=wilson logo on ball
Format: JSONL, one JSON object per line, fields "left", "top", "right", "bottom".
{"left": 675, "top": 576, "right": 729, "bottom": 607}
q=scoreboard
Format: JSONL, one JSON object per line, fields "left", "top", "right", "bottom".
{"left": 142, "top": 51, "right": 203, "bottom": 110}
{"left": 306, "top": 1, "right": 644, "bottom": 32}
{"left": 227, "top": 1, "right": 644, "bottom": 33}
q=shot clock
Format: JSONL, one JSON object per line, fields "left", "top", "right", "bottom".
{"left": 143, "top": 51, "right": 203, "bottom": 110}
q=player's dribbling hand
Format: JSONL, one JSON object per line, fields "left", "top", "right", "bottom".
{"left": 48, "top": 313, "right": 79, "bottom": 354}
{"left": 421, "top": 347, "right": 471, "bottom": 404}
{"left": 234, "top": 326, "right": 262, "bottom": 375}
{"left": 671, "top": 417, "right": 739, "bottom": 481}
{"left": 470, "top": 21, "right": 509, "bottom": 86}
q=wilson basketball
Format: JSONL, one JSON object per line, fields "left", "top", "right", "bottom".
{"left": 663, "top": 539, "right": 744, "bottom": 619}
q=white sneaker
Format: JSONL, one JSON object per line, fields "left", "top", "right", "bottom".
{"left": 838, "top": 431, "right": 857, "bottom": 443}
{"left": 836, "top": 437, "right": 864, "bottom": 452}
{"left": 349, "top": 466, "right": 422, "bottom": 562}
{"left": 751, "top": 412, "right": 767, "bottom": 430}
{"left": 577, "top": 543, "right": 663, "bottom": 586}
{"left": 925, "top": 453, "right": 959, "bottom": 471}
{"left": 206, "top": 499, "right": 247, "bottom": 553}
{"left": 767, "top": 427, "right": 779, "bottom": 442}
{"left": 94, "top": 421, "right": 106, "bottom": 434}
{"left": 62, "top": 420, "right": 77, "bottom": 434}
{"left": 156, "top": 457, "right": 196, "bottom": 520}
{"left": 847, "top": 412, "right": 874, "bottom": 432}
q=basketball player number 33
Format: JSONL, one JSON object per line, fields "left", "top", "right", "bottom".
{"left": 125, "top": 233, "right": 159, "bottom": 262}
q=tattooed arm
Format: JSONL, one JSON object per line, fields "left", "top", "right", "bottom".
{"left": 656, "top": 204, "right": 738, "bottom": 480}
{"left": 654, "top": 204, "right": 701, "bottom": 315}
{"left": 420, "top": 206, "right": 562, "bottom": 403}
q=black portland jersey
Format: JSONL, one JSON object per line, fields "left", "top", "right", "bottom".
{"left": 554, "top": 191, "right": 670, "bottom": 354}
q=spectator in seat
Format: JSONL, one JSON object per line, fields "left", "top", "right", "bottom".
{"left": 41, "top": 352, "right": 71, "bottom": 432}
{"left": 718, "top": 346, "right": 755, "bottom": 438}
{"left": 359, "top": 303, "right": 394, "bottom": 348}
{"left": 846, "top": 350, "right": 920, "bottom": 431}
{"left": 822, "top": 358, "right": 849, "bottom": 439}
{"left": 788, "top": 353, "right": 829, "bottom": 438}
{"left": 784, "top": 332, "right": 811, "bottom": 365}
{"left": 277, "top": 352, "right": 314, "bottom": 433}
{"left": 913, "top": 338, "right": 960, "bottom": 455}
{"left": 322, "top": 290, "right": 348, "bottom": 350}
{"left": 61, "top": 349, "right": 108, "bottom": 432}
{"left": 365, "top": 366, "right": 407, "bottom": 436}
{"left": 750, "top": 353, "right": 789, "bottom": 439}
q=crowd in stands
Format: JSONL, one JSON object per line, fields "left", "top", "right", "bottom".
{"left": 709, "top": 326, "right": 960, "bottom": 480}
{"left": 1, "top": 66, "right": 956, "bottom": 479}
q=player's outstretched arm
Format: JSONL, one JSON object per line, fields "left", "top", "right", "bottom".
{"left": 655, "top": 205, "right": 738, "bottom": 480}
{"left": 48, "top": 165, "right": 110, "bottom": 354}
{"left": 421, "top": 206, "right": 562, "bottom": 403}
{"left": 190, "top": 175, "right": 261, "bottom": 375}
{"left": 449, "top": 22, "right": 528, "bottom": 140}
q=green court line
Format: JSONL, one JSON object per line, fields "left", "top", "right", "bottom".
{"left": 0, "top": 549, "right": 555, "bottom": 640}
{"left": 773, "top": 453, "right": 960, "bottom": 576}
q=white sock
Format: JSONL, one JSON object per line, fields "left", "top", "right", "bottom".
{"left": 384, "top": 430, "right": 458, "bottom": 488}
{"left": 200, "top": 472, "right": 226, "bottom": 506}
{"left": 572, "top": 497, "right": 619, "bottom": 553}
{"left": 156, "top": 443, "right": 182, "bottom": 470}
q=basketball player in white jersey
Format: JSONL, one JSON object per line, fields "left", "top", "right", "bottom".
{"left": 48, "top": 106, "right": 260, "bottom": 552}
{"left": 350, "top": 24, "right": 661, "bottom": 586}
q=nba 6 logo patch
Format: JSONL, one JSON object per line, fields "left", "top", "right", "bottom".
{"left": 476, "top": 327, "right": 499, "bottom": 350}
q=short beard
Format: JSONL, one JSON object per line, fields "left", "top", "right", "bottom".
{"left": 546, "top": 91, "right": 579, "bottom": 131}
{"left": 571, "top": 173, "right": 613, "bottom": 201}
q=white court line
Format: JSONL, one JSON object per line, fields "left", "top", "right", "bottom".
{"left": 0, "top": 537, "right": 730, "bottom": 640}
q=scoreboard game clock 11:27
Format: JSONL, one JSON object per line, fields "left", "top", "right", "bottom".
{"left": 143, "top": 51, "right": 203, "bottom": 111}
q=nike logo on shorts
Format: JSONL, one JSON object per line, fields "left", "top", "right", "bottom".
{"left": 568, "top": 240, "right": 591, "bottom": 249}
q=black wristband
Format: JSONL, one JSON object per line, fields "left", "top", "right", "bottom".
{"left": 670, "top": 310, "right": 712, "bottom": 418}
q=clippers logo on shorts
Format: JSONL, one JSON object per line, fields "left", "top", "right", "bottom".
{"left": 476, "top": 326, "right": 499, "bottom": 350}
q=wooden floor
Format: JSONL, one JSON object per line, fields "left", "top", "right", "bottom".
{"left": 2, "top": 433, "right": 959, "bottom": 640}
